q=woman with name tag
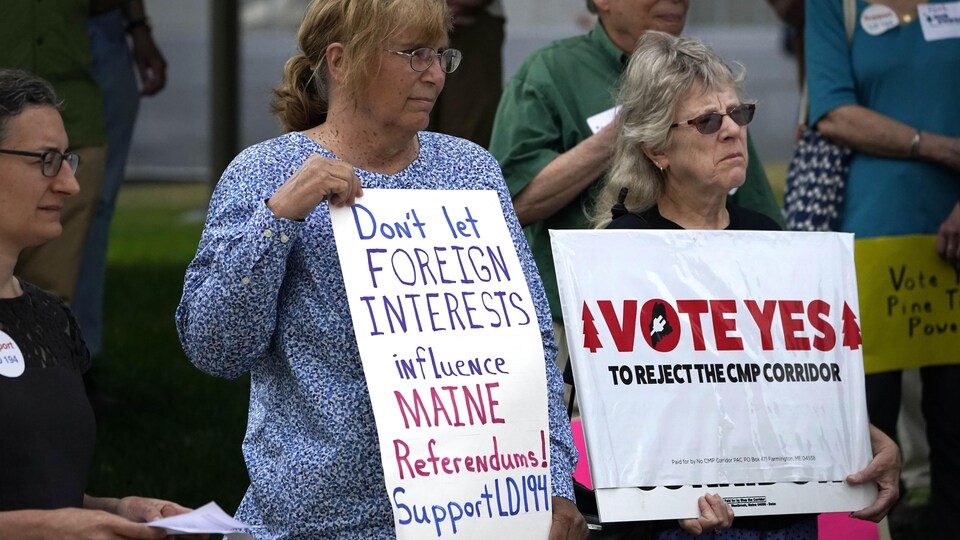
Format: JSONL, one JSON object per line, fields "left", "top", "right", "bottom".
{"left": 175, "top": 0, "right": 586, "bottom": 538}
{"left": 589, "top": 31, "right": 902, "bottom": 539}
{"left": 807, "top": 1, "right": 960, "bottom": 537}
{"left": 0, "top": 69, "right": 194, "bottom": 539}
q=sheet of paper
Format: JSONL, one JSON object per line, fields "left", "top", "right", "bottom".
{"left": 586, "top": 105, "right": 620, "bottom": 134}
{"left": 146, "top": 502, "right": 252, "bottom": 539}
{"left": 854, "top": 234, "right": 960, "bottom": 373}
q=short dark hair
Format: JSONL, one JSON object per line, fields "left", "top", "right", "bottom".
{"left": 586, "top": 0, "right": 597, "bottom": 14}
{"left": 0, "top": 69, "right": 61, "bottom": 144}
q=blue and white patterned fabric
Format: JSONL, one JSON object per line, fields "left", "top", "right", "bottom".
{"left": 782, "top": 127, "right": 851, "bottom": 232}
{"left": 176, "top": 131, "right": 576, "bottom": 539}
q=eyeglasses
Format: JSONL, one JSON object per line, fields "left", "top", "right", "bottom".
{"left": 0, "top": 149, "right": 81, "bottom": 177}
{"left": 670, "top": 103, "right": 756, "bottom": 135}
{"left": 385, "top": 47, "right": 462, "bottom": 73}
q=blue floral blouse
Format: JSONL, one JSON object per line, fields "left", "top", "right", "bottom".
{"left": 176, "top": 131, "right": 576, "bottom": 539}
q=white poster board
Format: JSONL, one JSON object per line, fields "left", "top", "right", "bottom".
{"left": 551, "top": 230, "right": 875, "bottom": 521}
{"left": 330, "top": 189, "right": 553, "bottom": 539}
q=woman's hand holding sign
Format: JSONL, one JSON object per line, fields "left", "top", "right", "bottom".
{"left": 936, "top": 201, "right": 960, "bottom": 269}
{"left": 846, "top": 425, "right": 902, "bottom": 522}
{"left": 267, "top": 155, "right": 363, "bottom": 220}
{"left": 548, "top": 496, "right": 588, "bottom": 540}
{"left": 677, "top": 493, "right": 735, "bottom": 535}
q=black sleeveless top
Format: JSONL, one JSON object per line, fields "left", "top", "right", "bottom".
{"left": 0, "top": 280, "right": 95, "bottom": 510}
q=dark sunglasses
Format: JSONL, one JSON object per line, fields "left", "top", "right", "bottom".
{"left": 670, "top": 103, "right": 756, "bottom": 135}
{"left": 0, "top": 149, "right": 81, "bottom": 177}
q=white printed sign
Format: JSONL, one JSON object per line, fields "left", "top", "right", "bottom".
{"left": 331, "top": 190, "right": 553, "bottom": 539}
{"left": 551, "top": 230, "right": 875, "bottom": 520}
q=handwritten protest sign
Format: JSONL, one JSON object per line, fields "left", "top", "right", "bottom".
{"left": 330, "top": 190, "right": 553, "bottom": 539}
{"left": 551, "top": 230, "right": 874, "bottom": 521}
{"left": 855, "top": 235, "right": 960, "bottom": 373}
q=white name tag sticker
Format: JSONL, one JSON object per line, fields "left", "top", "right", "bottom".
{"left": 919, "top": 2, "right": 960, "bottom": 41}
{"left": 861, "top": 4, "right": 899, "bottom": 36}
{"left": 0, "top": 331, "right": 25, "bottom": 378}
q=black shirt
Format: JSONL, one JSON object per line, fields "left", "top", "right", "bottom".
{"left": 0, "top": 280, "right": 94, "bottom": 510}
{"left": 607, "top": 201, "right": 782, "bottom": 232}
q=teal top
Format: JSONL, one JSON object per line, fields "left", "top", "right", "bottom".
{"left": 490, "top": 23, "right": 783, "bottom": 320}
{"left": 807, "top": 0, "right": 960, "bottom": 238}
{"left": 0, "top": 0, "right": 106, "bottom": 148}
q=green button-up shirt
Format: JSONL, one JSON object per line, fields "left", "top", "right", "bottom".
{"left": 0, "top": 0, "right": 105, "bottom": 148}
{"left": 490, "top": 23, "right": 782, "bottom": 321}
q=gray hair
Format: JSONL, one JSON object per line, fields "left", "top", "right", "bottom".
{"left": 0, "top": 69, "right": 61, "bottom": 145}
{"left": 590, "top": 31, "right": 745, "bottom": 228}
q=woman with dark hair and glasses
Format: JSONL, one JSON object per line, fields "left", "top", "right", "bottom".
{"left": 176, "top": 0, "right": 585, "bottom": 538}
{"left": 589, "top": 32, "right": 901, "bottom": 540}
{"left": 0, "top": 68, "right": 193, "bottom": 539}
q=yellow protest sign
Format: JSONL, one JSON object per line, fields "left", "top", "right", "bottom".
{"left": 855, "top": 235, "right": 960, "bottom": 373}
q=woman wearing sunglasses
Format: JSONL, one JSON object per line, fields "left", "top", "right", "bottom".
{"left": 588, "top": 32, "right": 900, "bottom": 540}
{"left": 591, "top": 31, "right": 769, "bottom": 234}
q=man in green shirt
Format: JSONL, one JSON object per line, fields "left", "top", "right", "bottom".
{"left": 490, "top": 0, "right": 782, "bottom": 328}
{"left": 0, "top": 1, "right": 107, "bottom": 303}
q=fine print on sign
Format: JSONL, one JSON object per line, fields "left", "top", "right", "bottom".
{"left": 331, "top": 190, "right": 555, "bottom": 539}
{"left": 552, "top": 230, "right": 875, "bottom": 521}
{"left": 855, "top": 235, "right": 960, "bottom": 373}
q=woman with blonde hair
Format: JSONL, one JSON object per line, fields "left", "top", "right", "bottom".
{"left": 177, "top": 0, "right": 586, "bottom": 537}
{"left": 589, "top": 31, "right": 762, "bottom": 231}
{"left": 590, "top": 31, "right": 901, "bottom": 539}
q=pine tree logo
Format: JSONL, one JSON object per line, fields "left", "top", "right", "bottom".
{"left": 582, "top": 302, "right": 603, "bottom": 353}
{"left": 841, "top": 302, "right": 862, "bottom": 350}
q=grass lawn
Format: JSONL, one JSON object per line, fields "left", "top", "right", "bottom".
{"left": 85, "top": 182, "right": 250, "bottom": 512}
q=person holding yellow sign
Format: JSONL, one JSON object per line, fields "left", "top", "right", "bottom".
{"left": 937, "top": 201, "right": 960, "bottom": 268}
{"left": 807, "top": 0, "right": 960, "bottom": 535}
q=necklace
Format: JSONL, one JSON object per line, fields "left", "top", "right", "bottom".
{"left": 898, "top": 0, "right": 928, "bottom": 24}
